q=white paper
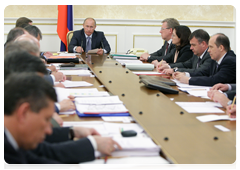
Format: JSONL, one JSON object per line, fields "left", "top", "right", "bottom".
{"left": 58, "top": 70, "right": 92, "bottom": 76}
{"left": 75, "top": 96, "right": 123, "bottom": 105}
{"left": 55, "top": 80, "right": 93, "bottom": 88}
{"left": 116, "top": 59, "right": 143, "bottom": 65}
{"left": 132, "top": 72, "right": 164, "bottom": 75}
{"left": 102, "top": 116, "right": 133, "bottom": 123}
{"left": 87, "top": 49, "right": 99, "bottom": 53}
{"left": 214, "top": 125, "right": 230, "bottom": 132}
{"left": 196, "top": 115, "right": 236, "bottom": 122}
{"left": 58, "top": 53, "right": 77, "bottom": 56}
{"left": 79, "top": 156, "right": 169, "bottom": 169}
{"left": 76, "top": 104, "right": 128, "bottom": 113}
{"left": 175, "top": 102, "right": 225, "bottom": 113}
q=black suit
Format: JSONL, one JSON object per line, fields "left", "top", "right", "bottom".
{"left": 147, "top": 41, "right": 176, "bottom": 63}
{"left": 189, "top": 50, "right": 236, "bottom": 86}
{"left": 68, "top": 29, "right": 111, "bottom": 53}
{"left": 4, "top": 133, "right": 60, "bottom": 164}
{"left": 169, "top": 50, "right": 212, "bottom": 73}
{"left": 164, "top": 44, "right": 193, "bottom": 64}
{"left": 225, "top": 84, "right": 236, "bottom": 100}
{"left": 31, "top": 138, "right": 95, "bottom": 164}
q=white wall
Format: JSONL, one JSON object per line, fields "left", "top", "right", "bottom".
{"left": 4, "top": 18, "right": 236, "bottom": 54}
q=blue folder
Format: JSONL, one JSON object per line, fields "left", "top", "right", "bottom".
{"left": 76, "top": 110, "right": 130, "bottom": 117}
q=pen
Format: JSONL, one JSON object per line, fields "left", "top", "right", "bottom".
{"left": 228, "top": 95, "right": 237, "bottom": 117}
{"left": 104, "top": 156, "right": 108, "bottom": 164}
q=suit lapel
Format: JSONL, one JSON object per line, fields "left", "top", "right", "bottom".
{"left": 91, "top": 31, "right": 97, "bottom": 49}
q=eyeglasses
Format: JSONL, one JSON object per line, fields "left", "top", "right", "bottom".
{"left": 160, "top": 27, "right": 170, "bottom": 31}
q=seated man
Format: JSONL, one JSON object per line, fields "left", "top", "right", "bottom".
{"left": 4, "top": 51, "right": 121, "bottom": 163}
{"left": 158, "top": 29, "right": 212, "bottom": 75}
{"left": 4, "top": 73, "right": 60, "bottom": 163}
{"left": 173, "top": 33, "right": 236, "bottom": 86}
{"left": 68, "top": 17, "right": 111, "bottom": 55}
{"left": 139, "top": 18, "right": 179, "bottom": 64}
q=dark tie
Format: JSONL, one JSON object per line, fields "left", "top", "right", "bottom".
{"left": 214, "top": 62, "right": 219, "bottom": 74}
{"left": 196, "top": 57, "right": 201, "bottom": 68}
{"left": 86, "top": 36, "right": 91, "bottom": 53}
{"left": 165, "top": 43, "right": 169, "bottom": 55}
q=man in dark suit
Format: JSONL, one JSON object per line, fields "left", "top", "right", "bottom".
{"left": 139, "top": 18, "right": 180, "bottom": 64}
{"left": 4, "top": 73, "right": 61, "bottom": 164}
{"left": 173, "top": 33, "right": 236, "bottom": 86}
{"left": 68, "top": 17, "right": 111, "bottom": 54}
{"left": 158, "top": 29, "right": 212, "bottom": 75}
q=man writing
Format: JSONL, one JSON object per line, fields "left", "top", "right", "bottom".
{"left": 68, "top": 17, "right": 111, "bottom": 55}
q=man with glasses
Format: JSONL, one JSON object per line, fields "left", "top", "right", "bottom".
{"left": 140, "top": 18, "right": 180, "bottom": 63}
{"left": 68, "top": 17, "right": 111, "bottom": 55}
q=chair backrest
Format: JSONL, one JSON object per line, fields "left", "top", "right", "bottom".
{"left": 67, "top": 31, "right": 74, "bottom": 48}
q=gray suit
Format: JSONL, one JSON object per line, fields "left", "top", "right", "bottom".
{"left": 169, "top": 50, "right": 212, "bottom": 74}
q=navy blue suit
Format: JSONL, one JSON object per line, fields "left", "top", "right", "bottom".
{"left": 68, "top": 29, "right": 111, "bottom": 53}
{"left": 189, "top": 50, "right": 236, "bottom": 86}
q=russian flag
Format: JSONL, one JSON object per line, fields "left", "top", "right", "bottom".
{"left": 57, "top": 5, "right": 73, "bottom": 52}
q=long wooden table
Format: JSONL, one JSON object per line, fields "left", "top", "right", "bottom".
{"left": 62, "top": 53, "right": 236, "bottom": 164}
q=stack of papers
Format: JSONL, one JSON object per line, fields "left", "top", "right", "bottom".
{"left": 132, "top": 72, "right": 164, "bottom": 75}
{"left": 79, "top": 156, "right": 169, "bottom": 169}
{"left": 175, "top": 102, "right": 225, "bottom": 113}
{"left": 95, "top": 137, "right": 160, "bottom": 157}
{"left": 58, "top": 70, "right": 92, "bottom": 76}
{"left": 54, "top": 80, "right": 93, "bottom": 88}
{"left": 75, "top": 96, "right": 129, "bottom": 117}
{"left": 125, "top": 63, "right": 154, "bottom": 71}
{"left": 111, "top": 54, "right": 138, "bottom": 60}
{"left": 116, "top": 59, "right": 143, "bottom": 66}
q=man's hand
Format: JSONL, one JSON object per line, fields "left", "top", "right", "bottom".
{"left": 97, "top": 49, "right": 104, "bottom": 55}
{"left": 72, "top": 127, "right": 101, "bottom": 138}
{"left": 52, "top": 71, "right": 66, "bottom": 82}
{"left": 162, "top": 68, "right": 174, "bottom": 75}
{"left": 59, "top": 99, "right": 75, "bottom": 112}
{"left": 76, "top": 46, "right": 84, "bottom": 53}
{"left": 211, "top": 83, "right": 229, "bottom": 92}
{"left": 226, "top": 104, "right": 236, "bottom": 118}
{"left": 139, "top": 53, "right": 150, "bottom": 61}
{"left": 93, "top": 136, "right": 122, "bottom": 155}
{"left": 52, "top": 112, "right": 63, "bottom": 126}
{"left": 173, "top": 72, "right": 189, "bottom": 84}
{"left": 43, "top": 51, "right": 53, "bottom": 58}
{"left": 207, "top": 90, "right": 230, "bottom": 108}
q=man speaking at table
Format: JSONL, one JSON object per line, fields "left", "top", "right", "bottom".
{"left": 68, "top": 17, "right": 111, "bottom": 55}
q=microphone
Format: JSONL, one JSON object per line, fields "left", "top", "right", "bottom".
{"left": 101, "top": 41, "right": 105, "bottom": 54}
{"left": 80, "top": 40, "right": 83, "bottom": 55}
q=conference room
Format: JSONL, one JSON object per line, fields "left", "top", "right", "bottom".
{"left": 4, "top": 4, "right": 237, "bottom": 168}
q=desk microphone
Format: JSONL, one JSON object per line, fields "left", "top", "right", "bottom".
{"left": 80, "top": 40, "right": 83, "bottom": 55}
{"left": 101, "top": 41, "right": 105, "bottom": 54}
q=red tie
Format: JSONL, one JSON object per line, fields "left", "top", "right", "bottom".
{"left": 165, "top": 43, "right": 169, "bottom": 55}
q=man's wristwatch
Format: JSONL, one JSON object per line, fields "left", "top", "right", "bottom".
{"left": 173, "top": 67, "right": 178, "bottom": 72}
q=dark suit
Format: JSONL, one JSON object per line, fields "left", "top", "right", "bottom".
{"left": 147, "top": 41, "right": 176, "bottom": 63}
{"left": 4, "top": 133, "right": 60, "bottom": 164}
{"left": 31, "top": 138, "right": 95, "bottom": 163}
{"left": 169, "top": 50, "right": 212, "bottom": 74}
{"left": 164, "top": 44, "right": 193, "bottom": 64}
{"left": 68, "top": 29, "right": 111, "bottom": 53}
{"left": 189, "top": 50, "right": 236, "bottom": 86}
{"left": 225, "top": 84, "right": 236, "bottom": 100}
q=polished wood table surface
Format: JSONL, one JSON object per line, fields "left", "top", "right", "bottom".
{"left": 61, "top": 53, "right": 236, "bottom": 164}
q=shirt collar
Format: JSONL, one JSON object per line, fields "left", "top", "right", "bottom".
{"left": 217, "top": 52, "right": 227, "bottom": 65}
{"left": 199, "top": 48, "right": 208, "bottom": 59}
{"left": 167, "top": 39, "right": 172, "bottom": 45}
{"left": 84, "top": 33, "right": 92, "bottom": 38}
{"left": 4, "top": 127, "right": 19, "bottom": 150}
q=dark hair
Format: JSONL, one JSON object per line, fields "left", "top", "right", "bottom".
{"left": 4, "top": 50, "right": 47, "bottom": 80}
{"left": 189, "top": 29, "right": 210, "bottom": 44}
{"left": 5, "top": 27, "right": 26, "bottom": 46}
{"left": 174, "top": 25, "right": 191, "bottom": 51}
{"left": 24, "top": 25, "right": 42, "bottom": 40}
{"left": 16, "top": 17, "right": 32, "bottom": 28}
{"left": 4, "top": 72, "right": 57, "bottom": 115}
{"left": 214, "top": 33, "right": 230, "bottom": 52}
